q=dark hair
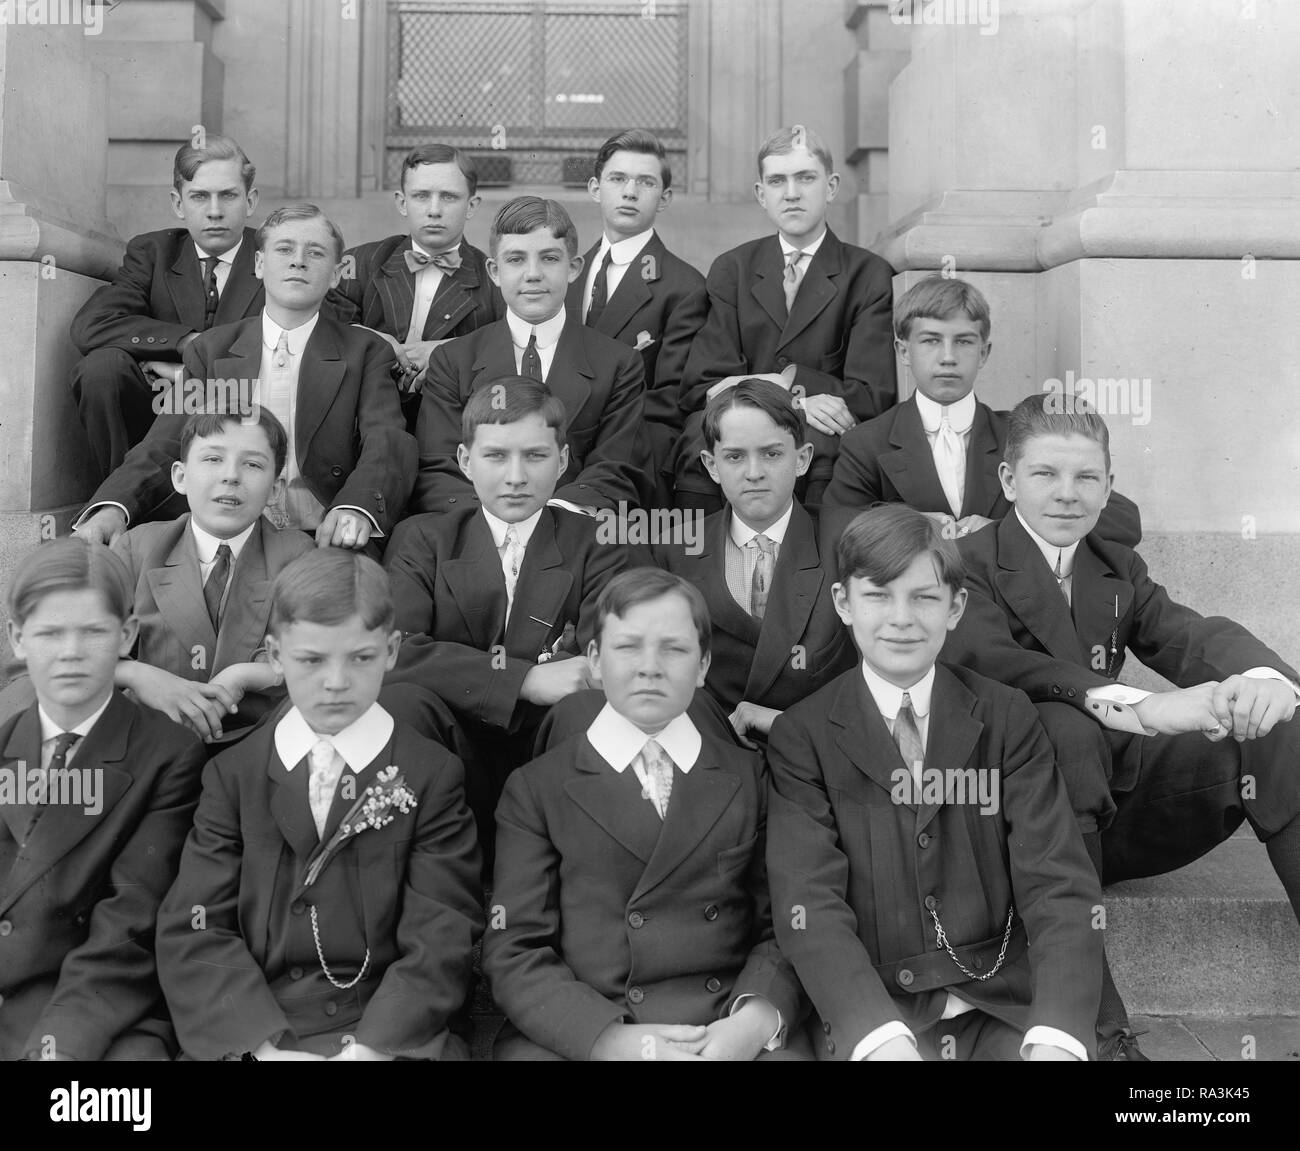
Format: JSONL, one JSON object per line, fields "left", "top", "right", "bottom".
{"left": 757, "top": 124, "right": 833, "bottom": 178}
{"left": 8, "top": 538, "right": 134, "bottom": 627}
{"left": 178, "top": 409, "right": 289, "bottom": 477}
{"left": 461, "top": 377, "right": 568, "bottom": 447}
{"left": 894, "top": 274, "right": 992, "bottom": 342}
{"left": 593, "top": 568, "right": 711, "bottom": 658}
{"left": 400, "top": 144, "right": 479, "bottom": 196}
{"left": 489, "top": 196, "right": 579, "bottom": 258}
{"left": 836, "top": 504, "right": 965, "bottom": 594}
{"left": 593, "top": 129, "right": 671, "bottom": 191}
{"left": 173, "top": 134, "right": 255, "bottom": 193}
{"left": 701, "top": 378, "right": 803, "bottom": 450}
{"left": 1005, "top": 391, "right": 1111, "bottom": 472}
{"left": 268, "top": 550, "right": 394, "bottom": 636}
{"left": 255, "top": 204, "right": 345, "bottom": 261}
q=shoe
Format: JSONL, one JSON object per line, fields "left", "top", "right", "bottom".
{"left": 1097, "top": 1024, "right": 1150, "bottom": 1061}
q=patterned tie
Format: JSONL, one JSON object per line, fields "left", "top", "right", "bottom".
{"left": 502, "top": 525, "right": 524, "bottom": 619}
{"left": 893, "top": 693, "right": 925, "bottom": 784}
{"left": 585, "top": 248, "right": 613, "bottom": 327}
{"left": 404, "top": 246, "right": 462, "bottom": 275}
{"left": 1054, "top": 551, "right": 1071, "bottom": 606}
{"left": 782, "top": 249, "right": 805, "bottom": 313}
{"left": 520, "top": 331, "right": 543, "bottom": 380}
{"left": 201, "top": 255, "right": 221, "bottom": 330}
{"left": 749, "top": 533, "right": 777, "bottom": 620}
{"left": 22, "top": 732, "right": 81, "bottom": 841}
{"left": 637, "top": 738, "right": 674, "bottom": 820}
{"left": 262, "top": 331, "right": 294, "bottom": 529}
{"left": 934, "top": 414, "right": 966, "bottom": 519}
{"left": 203, "top": 543, "right": 233, "bottom": 629}
{"left": 307, "top": 738, "right": 346, "bottom": 839}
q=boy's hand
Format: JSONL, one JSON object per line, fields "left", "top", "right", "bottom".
{"left": 698, "top": 1000, "right": 778, "bottom": 1061}
{"left": 1131, "top": 683, "right": 1225, "bottom": 738}
{"left": 118, "top": 662, "right": 237, "bottom": 741}
{"left": 866, "top": 1035, "right": 923, "bottom": 1061}
{"left": 328, "top": 1042, "right": 393, "bottom": 1062}
{"left": 1211, "top": 674, "right": 1297, "bottom": 741}
{"left": 397, "top": 338, "right": 449, "bottom": 376}
{"left": 210, "top": 662, "right": 280, "bottom": 699}
{"left": 728, "top": 701, "right": 781, "bottom": 741}
{"left": 1027, "top": 1043, "right": 1081, "bottom": 1061}
{"left": 801, "top": 394, "right": 856, "bottom": 436}
{"left": 142, "top": 360, "right": 184, "bottom": 387}
{"left": 73, "top": 507, "right": 128, "bottom": 546}
{"left": 316, "top": 509, "right": 373, "bottom": 550}
{"left": 251, "top": 1040, "right": 326, "bottom": 1061}
{"left": 590, "top": 1022, "right": 709, "bottom": 1061}
{"left": 520, "top": 656, "right": 593, "bottom": 706}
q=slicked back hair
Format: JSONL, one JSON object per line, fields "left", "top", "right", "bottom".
{"left": 489, "top": 196, "right": 579, "bottom": 257}
{"left": 836, "top": 504, "right": 965, "bottom": 594}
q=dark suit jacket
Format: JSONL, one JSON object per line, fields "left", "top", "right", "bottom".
{"left": 71, "top": 227, "right": 264, "bottom": 358}
{"left": 0, "top": 693, "right": 205, "bottom": 1061}
{"left": 766, "top": 663, "right": 1102, "bottom": 1059}
{"left": 412, "top": 316, "right": 648, "bottom": 512}
{"left": 326, "top": 234, "right": 504, "bottom": 342}
{"left": 818, "top": 396, "right": 1144, "bottom": 560}
{"left": 483, "top": 726, "right": 803, "bottom": 1060}
{"left": 156, "top": 715, "right": 483, "bottom": 1060}
{"left": 653, "top": 502, "right": 856, "bottom": 714}
{"left": 384, "top": 505, "right": 628, "bottom": 731}
{"left": 679, "top": 229, "right": 897, "bottom": 420}
{"left": 81, "top": 313, "right": 415, "bottom": 534}
{"left": 565, "top": 232, "right": 707, "bottom": 430}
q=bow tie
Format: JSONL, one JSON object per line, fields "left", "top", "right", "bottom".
{"left": 405, "top": 246, "right": 462, "bottom": 275}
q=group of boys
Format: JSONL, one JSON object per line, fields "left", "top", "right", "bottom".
{"left": 1, "top": 121, "right": 1296, "bottom": 1063}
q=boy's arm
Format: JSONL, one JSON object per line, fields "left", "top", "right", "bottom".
{"left": 679, "top": 255, "right": 748, "bottom": 415}
{"left": 410, "top": 342, "right": 473, "bottom": 512}
{"left": 26, "top": 732, "right": 206, "bottom": 1061}
{"left": 384, "top": 518, "right": 440, "bottom": 637}
{"left": 818, "top": 423, "right": 885, "bottom": 559}
{"left": 388, "top": 635, "right": 536, "bottom": 731}
{"left": 575, "top": 533, "right": 631, "bottom": 651}
{"left": 70, "top": 234, "right": 195, "bottom": 357}
{"left": 553, "top": 348, "right": 648, "bottom": 511}
{"left": 648, "top": 270, "right": 709, "bottom": 419}
{"left": 323, "top": 245, "right": 366, "bottom": 326}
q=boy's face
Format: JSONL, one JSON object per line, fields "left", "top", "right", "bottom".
{"left": 8, "top": 590, "right": 137, "bottom": 726}
{"left": 396, "top": 161, "right": 480, "bottom": 252}
{"left": 488, "top": 226, "right": 583, "bottom": 325}
{"left": 588, "top": 149, "right": 670, "bottom": 240}
{"left": 897, "top": 312, "right": 991, "bottom": 406}
{"left": 169, "top": 158, "right": 258, "bottom": 257}
{"left": 265, "top": 614, "right": 400, "bottom": 737}
{"left": 999, "top": 432, "right": 1114, "bottom": 548}
{"left": 254, "top": 217, "right": 342, "bottom": 312}
{"left": 588, "top": 592, "right": 709, "bottom": 734}
{"left": 754, "top": 146, "right": 838, "bottom": 244}
{"left": 172, "top": 420, "right": 284, "bottom": 539}
{"left": 457, "top": 412, "right": 569, "bottom": 523}
{"left": 700, "top": 404, "right": 812, "bottom": 532}
{"left": 833, "top": 554, "right": 966, "bottom": 690}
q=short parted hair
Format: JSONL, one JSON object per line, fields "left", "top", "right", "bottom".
{"left": 702, "top": 378, "right": 803, "bottom": 450}
{"left": 178, "top": 409, "right": 290, "bottom": 477}
{"left": 1005, "top": 391, "right": 1111, "bottom": 472}
{"left": 894, "top": 274, "right": 992, "bottom": 342}
{"left": 173, "top": 134, "right": 256, "bottom": 193}
{"left": 401, "top": 144, "right": 479, "bottom": 196}
{"left": 8, "top": 538, "right": 134, "bottom": 628}
{"left": 593, "top": 568, "right": 711, "bottom": 658}
{"left": 489, "top": 196, "right": 579, "bottom": 258}
{"left": 836, "top": 504, "right": 965, "bottom": 595}
{"left": 267, "top": 550, "right": 394, "bottom": 636}
{"left": 461, "top": 377, "right": 568, "bottom": 447}
{"left": 593, "top": 129, "right": 672, "bottom": 190}
{"left": 757, "top": 125, "right": 834, "bottom": 178}
{"left": 255, "top": 204, "right": 345, "bottom": 262}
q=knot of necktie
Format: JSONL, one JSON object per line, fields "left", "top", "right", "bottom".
{"left": 405, "top": 247, "right": 462, "bottom": 275}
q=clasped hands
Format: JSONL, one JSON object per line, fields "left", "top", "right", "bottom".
{"left": 1131, "top": 675, "right": 1296, "bottom": 742}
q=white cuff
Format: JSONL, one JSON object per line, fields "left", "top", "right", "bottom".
{"left": 546, "top": 498, "right": 597, "bottom": 517}
{"left": 74, "top": 501, "right": 130, "bottom": 530}
{"left": 851, "top": 1021, "right": 916, "bottom": 1062}
{"left": 1085, "top": 683, "right": 1152, "bottom": 734}
{"left": 729, "top": 994, "right": 785, "bottom": 1051}
{"left": 1021, "top": 1025, "right": 1087, "bottom": 1061}
{"left": 1243, "top": 667, "right": 1300, "bottom": 700}
{"left": 333, "top": 504, "right": 384, "bottom": 539}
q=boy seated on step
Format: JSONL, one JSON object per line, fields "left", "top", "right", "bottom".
{"left": 766, "top": 504, "right": 1102, "bottom": 1060}
{"left": 156, "top": 549, "right": 483, "bottom": 1060}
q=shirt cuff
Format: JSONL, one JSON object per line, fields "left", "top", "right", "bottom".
{"left": 74, "top": 501, "right": 130, "bottom": 530}
{"left": 546, "top": 498, "right": 597, "bottom": 517}
{"left": 1242, "top": 667, "right": 1300, "bottom": 700}
{"left": 728, "top": 994, "right": 785, "bottom": 1052}
{"left": 851, "top": 1021, "right": 916, "bottom": 1062}
{"left": 1021, "top": 1025, "right": 1088, "bottom": 1061}
{"left": 1084, "top": 683, "right": 1153, "bottom": 734}
{"left": 333, "top": 504, "right": 384, "bottom": 539}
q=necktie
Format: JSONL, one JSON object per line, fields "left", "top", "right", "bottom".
{"left": 404, "top": 246, "right": 463, "bottom": 275}
{"left": 262, "top": 331, "right": 294, "bottom": 528}
{"left": 585, "top": 249, "right": 614, "bottom": 327}
{"left": 201, "top": 256, "right": 221, "bottom": 330}
{"left": 637, "top": 738, "right": 674, "bottom": 820}
{"left": 520, "top": 331, "right": 543, "bottom": 380}
{"left": 203, "top": 543, "right": 233, "bottom": 629}
{"left": 307, "top": 738, "right": 346, "bottom": 839}
{"left": 749, "top": 533, "right": 777, "bottom": 620}
{"left": 502, "top": 525, "right": 524, "bottom": 618}
{"left": 782, "top": 249, "right": 805, "bottom": 313}
{"left": 22, "top": 732, "right": 81, "bottom": 841}
{"left": 893, "top": 693, "right": 925, "bottom": 784}
{"left": 933, "top": 414, "right": 966, "bottom": 518}
{"left": 1054, "top": 551, "right": 1071, "bottom": 606}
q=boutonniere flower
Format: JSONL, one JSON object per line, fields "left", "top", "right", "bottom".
{"left": 299, "top": 766, "right": 417, "bottom": 890}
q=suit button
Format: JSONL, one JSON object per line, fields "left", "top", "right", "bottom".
{"left": 897, "top": 968, "right": 914, "bottom": 987}
{"left": 627, "top": 986, "right": 644, "bottom": 1005}
{"left": 776, "top": 356, "right": 789, "bottom": 368}
{"left": 628, "top": 911, "right": 644, "bottom": 929}
{"left": 703, "top": 904, "right": 719, "bottom": 921}
{"left": 1051, "top": 685, "right": 1062, "bottom": 696}
{"left": 917, "top": 832, "right": 931, "bottom": 848}
{"left": 330, "top": 465, "right": 344, "bottom": 477}
{"left": 291, "top": 901, "right": 306, "bottom": 916}
{"left": 448, "top": 498, "right": 457, "bottom": 505}
{"left": 146, "top": 336, "right": 155, "bottom": 343}
{"left": 924, "top": 895, "right": 939, "bottom": 911}
{"left": 973, "top": 956, "right": 984, "bottom": 970}
{"left": 130, "top": 336, "right": 140, "bottom": 344}
{"left": 823, "top": 1021, "right": 832, "bottom": 1035}
{"left": 324, "top": 1002, "right": 338, "bottom": 1017}
{"left": 0, "top": 920, "right": 12, "bottom": 936}
{"left": 705, "top": 977, "right": 722, "bottom": 994}
{"left": 1067, "top": 688, "right": 1077, "bottom": 698}
{"left": 826, "top": 1038, "right": 835, "bottom": 1054}
{"left": 289, "top": 967, "right": 304, "bottom": 980}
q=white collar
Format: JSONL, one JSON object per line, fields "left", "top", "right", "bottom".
{"left": 1015, "top": 509, "right": 1081, "bottom": 580}
{"left": 481, "top": 506, "right": 544, "bottom": 550}
{"left": 779, "top": 229, "right": 827, "bottom": 260}
{"left": 275, "top": 703, "right": 395, "bottom": 774}
{"left": 729, "top": 501, "right": 795, "bottom": 548}
{"left": 587, "top": 702, "right": 701, "bottom": 773}
{"left": 860, "top": 661, "right": 935, "bottom": 721}
{"left": 38, "top": 696, "right": 113, "bottom": 742}
{"left": 410, "top": 236, "right": 461, "bottom": 260}
{"left": 262, "top": 309, "right": 320, "bottom": 357}
{"left": 598, "top": 228, "right": 654, "bottom": 266}
{"left": 190, "top": 518, "right": 256, "bottom": 565}
{"left": 506, "top": 306, "right": 566, "bottom": 350}
{"left": 194, "top": 237, "right": 242, "bottom": 266}
{"left": 914, "top": 390, "right": 977, "bottom": 436}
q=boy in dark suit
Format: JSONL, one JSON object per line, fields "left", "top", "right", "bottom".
{"left": 110, "top": 409, "right": 313, "bottom": 745}
{"left": 156, "top": 550, "right": 483, "bottom": 1060}
{"left": 327, "top": 144, "right": 504, "bottom": 428}
{"left": 0, "top": 539, "right": 205, "bottom": 1060}
{"left": 820, "top": 276, "right": 1142, "bottom": 555}
{"left": 766, "top": 505, "right": 1102, "bottom": 1060}
{"left": 411, "top": 196, "right": 648, "bottom": 514}
{"left": 567, "top": 130, "right": 708, "bottom": 506}
{"left": 71, "top": 135, "right": 265, "bottom": 479}
{"left": 483, "top": 568, "right": 805, "bottom": 1060}
{"left": 944, "top": 394, "right": 1300, "bottom": 1058}
{"left": 673, "top": 126, "right": 897, "bottom": 512}
{"left": 73, "top": 204, "right": 415, "bottom": 553}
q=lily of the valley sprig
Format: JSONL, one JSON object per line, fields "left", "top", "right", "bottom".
{"left": 299, "top": 766, "right": 417, "bottom": 891}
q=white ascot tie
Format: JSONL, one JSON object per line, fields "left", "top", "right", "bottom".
{"left": 931, "top": 411, "right": 969, "bottom": 519}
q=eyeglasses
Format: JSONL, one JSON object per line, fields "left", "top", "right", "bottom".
{"left": 603, "top": 172, "right": 661, "bottom": 192}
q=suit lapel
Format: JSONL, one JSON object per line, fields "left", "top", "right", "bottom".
{"left": 961, "top": 404, "right": 1004, "bottom": 519}
{"left": 597, "top": 234, "right": 660, "bottom": 339}
{"left": 296, "top": 319, "right": 347, "bottom": 463}
{"left": 698, "top": 513, "right": 760, "bottom": 644}
{"left": 376, "top": 241, "right": 418, "bottom": 339}
{"left": 215, "top": 231, "right": 264, "bottom": 323}
{"left": 165, "top": 237, "right": 207, "bottom": 331}
{"left": 503, "top": 510, "right": 574, "bottom": 658}
{"left": 0, "top": 706, "right": 43, "bottom": 850}
{"left": 749, "top": 237, "right": 789, "bottom": 333}
{"left": 780, "top": 232, "right": 841, "bottom": 348}
{"left": 879, "top": 400, "right": 951, "bottom": 515}
{"left": 319, "top": 732, "right": 397, "bottom": 845}
{"left": 746, "top": 503, "right": 823, "bottom": 701}
{"left": 916, "top": 667, "right": 985, "bottom": 834}
{"left": 421, "top": 241, "right": 486, "bottom": 340}
{"left": 267, "top": 744, "right": 319, "bottom": 862}
{"left": 213, "top": 319, "right": 265, "bottom": 413}
{"left": 145, "top": 517, "right": 218, "bottom": 660}
{"left": 442, "top": 512, "right": 507, "bottom": 649}
{"left": 565, "top": 740, "right": 662, "bottom": 865}
{"left": 212, "top": 519, "right": 273, "bottom": 672}
{"left": 1069, "top": 539, "right": 1134, "bottom": 671}
{"left": 831, "top": 674, "right": 906, "bottom": 801}
{"left": 993, "top": 515, "right": 1087, "bottom": 663}
{"left": 471, "top": 321, "right": 522, "bottom": 386}
{"left": 545, "top": 322, "right": 594, "bottom": 425}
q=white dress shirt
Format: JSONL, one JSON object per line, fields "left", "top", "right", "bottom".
{"left": 190, "top": 519, "right": 255, "bottom": 622}
{"left": 724, "top": 501, "right": 794, "bottom": 614}
{"left": 194, "top": 237, "right": 242, "bottom": 299}
{"left": 506, "top": 306, "right": 566, "bottom": 381}
{"left": 404, "top": 237, "right": 449, "bottom": 343}
{"left": 915, "top": 390, "right": 977, "bottom": 518}
{"left": 274, "top": 702, "right": 395, "bottom": 776}
{"left": 37, "top": 696, "right": 113, "bottom": 769}
{"left": 777, "top": 228, "right": 827, "bottom": 303}
{"left": 581, "top": 228, "right": 654, "bottom": 320}
{"left": 481, "top": 506, "right": 544, "bottom": 622}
